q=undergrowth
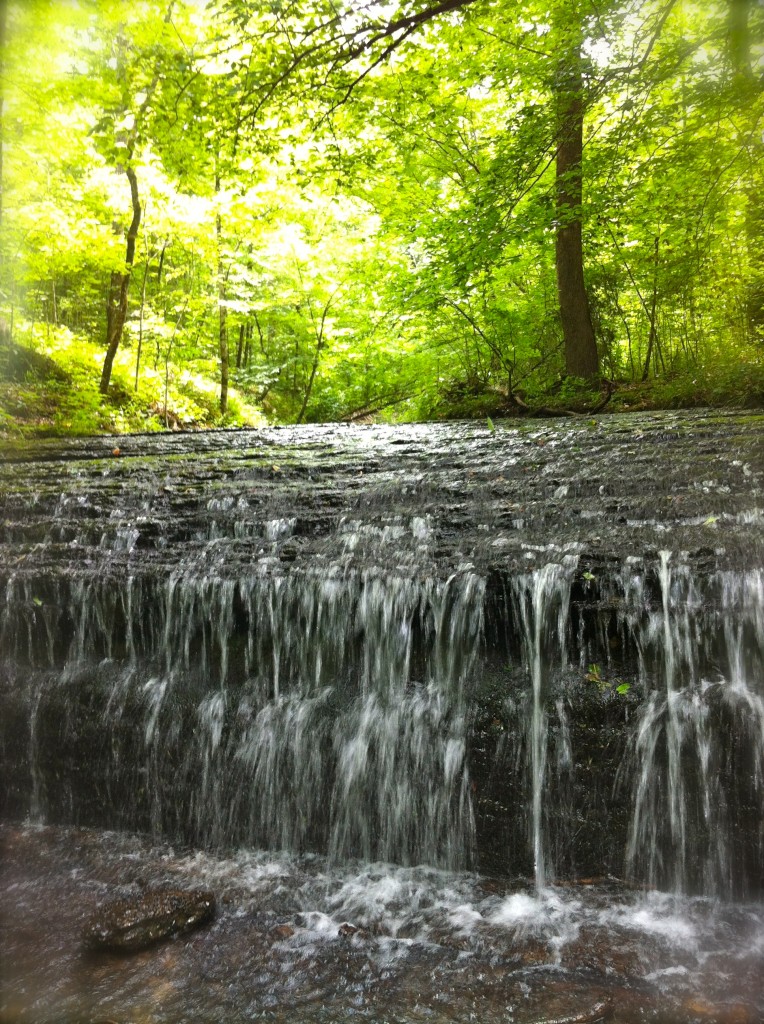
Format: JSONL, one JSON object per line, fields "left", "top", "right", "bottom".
{"left": 0, "top": 324, "right": 265, "bottom": 437}
{"left": 1, "top": 325, "right": 762, "bottom": 438}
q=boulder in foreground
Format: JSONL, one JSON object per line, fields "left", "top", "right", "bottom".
{"left": 83, "top": 888, "right": 215, "bottom": 952}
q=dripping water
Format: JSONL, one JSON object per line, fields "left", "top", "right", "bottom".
{"left": 513, "top": 559, "right": 576, "bottom": 889}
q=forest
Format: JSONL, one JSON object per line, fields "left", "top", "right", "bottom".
{"left": 0, "top": 0, "right": 761, "bottom": 434}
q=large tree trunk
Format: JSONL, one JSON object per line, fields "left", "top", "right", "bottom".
{"left": 554, "top": 43, "right": 599, "bottom": 382}
{"left": 728, "top": 0, "right": 753, "bottom": 81}
{"left": 100, "top": 166, "right": 141, "bottom": 394}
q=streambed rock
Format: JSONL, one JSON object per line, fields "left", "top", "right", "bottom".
{"left": 83, "top": 888, "right": 215, "bottom": 952}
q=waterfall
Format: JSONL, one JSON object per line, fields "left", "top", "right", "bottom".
{"left": 0, "top": 417, "right": 762, "bottom": 897}
{"left": 2, "top": 542, "right": 763, "bottom": 894}
{"left": 0, "top": 566, "right": 484, "bottom": 869}
{"left": 512, "top": 557, "right": 576, "bottom": 889}
{"left": 624, "top": 565, "right": 764, "bottom": 895}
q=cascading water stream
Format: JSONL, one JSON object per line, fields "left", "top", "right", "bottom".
{"left": 1, "top": 414, "right": 762, "bottom": 1024}
{"left": 623, "top": 563, "right": 764, "bottom": 896}
{"left": 513, "top": 558, "right": 576, "bottom": 890}
{"left": 1, "top": 561, "right": 486, "bottom": 867}
{"left": 659, "top": 550, "right": 687, "bottom": 891}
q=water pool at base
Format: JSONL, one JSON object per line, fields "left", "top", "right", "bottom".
{"left": 2, "top": 824, "right": 762, "bottom": 1024}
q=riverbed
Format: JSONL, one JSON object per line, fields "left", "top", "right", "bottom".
{"left": 2, "top": 824, "right": 763, "bottom": 1023}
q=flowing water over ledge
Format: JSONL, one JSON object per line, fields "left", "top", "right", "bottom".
{"left": 1, "top": 410, "right": 763, "bottom": 1021}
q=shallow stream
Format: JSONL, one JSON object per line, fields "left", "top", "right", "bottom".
{"left": 3, "top": 824, "right": 763, "bottom": 1023}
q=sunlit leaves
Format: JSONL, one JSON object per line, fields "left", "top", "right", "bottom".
{"left": 2, "top": 0, "right": 760, "bottom": 426}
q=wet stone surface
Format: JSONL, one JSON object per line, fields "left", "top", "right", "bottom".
{"left": 82, "top": 887, "right": 215, "bottom": 952}
{"left": 1, "top": 824, "right": 763, "bottom": 1024}
{"left": 0, "top": 410, "right": 762, "bottom": 577}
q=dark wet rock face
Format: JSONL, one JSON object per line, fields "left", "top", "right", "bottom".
{"left": 82, "top": 888, "right": 215, "bottom": 952}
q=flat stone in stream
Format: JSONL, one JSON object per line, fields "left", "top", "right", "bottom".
{"left": 83, "top": 888, "right": 215, "bottom": 952}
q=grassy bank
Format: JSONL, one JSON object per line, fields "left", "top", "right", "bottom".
{"left": 2, "top": 327, "right": 763, "bottom": 438}
{"left": 0, "top": 326, "right": 265, "bottom": 437}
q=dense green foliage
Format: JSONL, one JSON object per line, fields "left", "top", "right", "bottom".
{"left": 0, "top": 0, "right": 761, "bottom": 434}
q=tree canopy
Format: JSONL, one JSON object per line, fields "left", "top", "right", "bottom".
{"left": 0, "top": 0, "right": 761, "bottom": 433}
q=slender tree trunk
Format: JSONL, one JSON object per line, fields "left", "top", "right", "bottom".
{"left": 296, "top": 335, "right": 324, "bottom": 423}
{"left": 156, "top": 238, "right": 168, "bottom": 285}
{"left": 296, "top": 294, "right": 335, "bottom": 423}
{"left": 248, "top": 320, "right": 258, "bottom": 364}
{"left": 162, "top": 298, "right": 187, "bottom": 428}
{"left": 100, "top": 166, "right": 141, "bottom": 394}
{"left": 236, "top": 322, "right": 245, "bottom": 368}
{"left": 219, "top": 284, "right": 229, "bottom": 414}
{"left": 99, "top": 3, "right": 174, "bottom": 396}
{"left": 641, "top": 236, "right": 661, "bottom": 381}
{"left": 554, "top": 37, "right": 599, "bottom": 382}
{"left": 135, "top": 227, "right": 151, "bottom": 391}
{"left": 213, "top": 159, "right": 230, "bottom": 415}
{"left": 253, "top": 311, "right": 265, "bottom": 356}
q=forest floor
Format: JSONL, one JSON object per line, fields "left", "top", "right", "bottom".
{"left": 1, "top": 335, "right": 763, "bottom": 438}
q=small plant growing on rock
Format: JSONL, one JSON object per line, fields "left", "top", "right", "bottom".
{"left": 586, "top": 664, "right": 630, "bottom": 695}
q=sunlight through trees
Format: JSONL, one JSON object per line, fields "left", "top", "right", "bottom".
{"left": 0, "top": 0, "right": 761, "bottom": 432}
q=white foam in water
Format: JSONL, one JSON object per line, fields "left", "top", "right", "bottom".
{"left": 298, "top": 911, "right": 343, "bottom": 936}
{"left": 449, "top": 903, "right": 484, "bottom": 933}
{"left": 489, "top": 890, "right": 542, "bottom": 926}
{"left": 598, "top": 892, "right": 698, "bottom": 947}
{"left": 629, "top": 908, "right": 697, "bottom": 944}
{"left": 487, "top": 888, "right": 583, "bottom": 957}
{"left": 324, "top": 863, "right": 461, "bottom": 940}
{"left": 107, "top": 841, "right": 748, "bottom": 975}
{"left": 645, "top": 965, "right": 691, "bottom": 981}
